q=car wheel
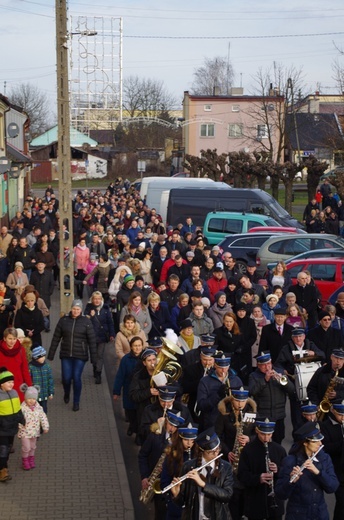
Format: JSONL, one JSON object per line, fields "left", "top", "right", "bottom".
{"left": 236, "top": 261, "right": 247, "bottom": 275}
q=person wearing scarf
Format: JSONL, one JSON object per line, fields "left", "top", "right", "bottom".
{"left": 0, "top": 328, "right": 32, "bottom": 402}
{"left": 178, "top": 318, "right": 201, "bottom": 354}
{"left": 119, "top": 291, "right": 152, "bottom": 339}
{"left": 250, "top": 305, "right": 271, "bottom": 367}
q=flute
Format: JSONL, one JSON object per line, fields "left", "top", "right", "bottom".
{"left": 156, "top": 453, "right": 223, "bottom": 494}
{"left": 289, "top": 445, "right": 324, "bottom": 483}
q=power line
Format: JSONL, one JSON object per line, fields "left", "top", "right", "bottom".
{"left": 124, "top": 31, "right": 344, "bottom": 40}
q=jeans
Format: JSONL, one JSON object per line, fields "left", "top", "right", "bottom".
{"left": 61, "top": 358, "right": 86, "bottom": 405}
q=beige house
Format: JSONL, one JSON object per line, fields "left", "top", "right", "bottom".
{"left": 182, "top": 89, "right": 284, "bottom": 162}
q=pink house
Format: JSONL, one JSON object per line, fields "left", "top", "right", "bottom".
{"left": 182, "top": 89, "right": 284, "bottom": 162}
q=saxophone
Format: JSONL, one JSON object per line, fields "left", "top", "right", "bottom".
{"left": 232, "top": 410, "right": 244, "bottom": 474}
{"left": 318, "top": 369, "right": 339, "bottom": 421}
{"left": 139, "top": 451, "right": 167, "bottom": 505}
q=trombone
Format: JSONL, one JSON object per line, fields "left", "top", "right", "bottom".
{"left": 154, "top": 453, "right": 223, "bottom": 494}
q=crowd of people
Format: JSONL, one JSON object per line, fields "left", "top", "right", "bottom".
{"left": 303, "top": 178, "right": 344, "bottom": 235}
{"left": 0, "top": 180, "right": 344, "bottom": 520}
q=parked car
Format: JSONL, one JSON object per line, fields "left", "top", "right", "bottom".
{"left": 328, "top": 286, "right": 344, "bottom": 305}
{"left": 248, "top": 226, "right": 306, "bottom": 235}
{"left": 256, "top": 233, "right": 344, "bottom": 275}
{"left": 267, "top": 248, "right": 344, "bottom": 271}
{"left": 203, "top": 211, "right": 280, "bottom": 245}
{"left": 286, "top": 258, "right": 344, "bottom": 306}
{"left": 218, "top": 232, "right": 284, "bottom": 274}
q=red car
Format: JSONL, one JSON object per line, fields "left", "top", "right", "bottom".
{"left": 286, "top": 258, "right": 344, "bottom": 306}
{"left": 248, "top": 226, "right": 306, "bottom": 234}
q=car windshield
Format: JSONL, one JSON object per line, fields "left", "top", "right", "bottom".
{"left": 268, "top": 200, "right": 290, "bottom": 218}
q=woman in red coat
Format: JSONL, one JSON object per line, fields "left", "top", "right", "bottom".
{"left": 0, "top": 327, "right": 32, "bottom": 401}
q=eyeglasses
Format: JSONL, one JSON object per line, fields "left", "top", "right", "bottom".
{"left": 322, "top": 318, "right": 331, "bottom": 321}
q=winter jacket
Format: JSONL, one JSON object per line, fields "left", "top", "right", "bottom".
{"left": 84, "top": 302, "right": 115, "bottom": 343}
{"left": 0, "top": 286, "right": 17, "bottom": 337}
{"left": 18, "top": 401, "right": 49, "bottom": 438}
{"left": 29, "top": 269, "right": 55, "bottom": 308}
{"left": 84, "top": 260, "right": 113, "bottom": 294}
{"left": 197, "top": 368, "right": 243, "bottom": 431}
{"left": 148, "top": 302, "right": 173, "bottom": 339}
{"left": 208, "top": 302, "right": 233, "bottom": 329}
{"left": 108, "top": 265, "right": 132, "bottom": 299}
{"left": 48, "top": 312, "right": 97, "bottom": 364}
{"left": 173, "top": 458, "right": 233, "bottom": 520}
{"left": 207, "top": 276, "right": 227, "bottom": 304}
{"left": 29, "top": 360, "right": 55, "bottom": 402}
{"left": 120, "top": 304, "right": 152, "bottom": 338}
{"left": 0, "top": 388, "right": 25, "bottom": 436}
{"left": 73, "top": 244, "right": 90, "bottom": 271}
{"left": 262, "top": 302, "right": 281, "bottom": 323}
{"left": 113, "top": 351, "right": 140, "bottom": 410}
{"left": 248, "top": 367, "right": 295, "bottom": 421}
{"left": 14, "top": 304, "right": 45, "bottom": 346}
{"left": 0, "top": 340, "right": 32, "bottom": 402}
{"left": 275, "top": 447, "right": 339, "bottom": 520}
{"left": 159, "top": 287, "right": 183, "bottom": 310}
{"left": 237, "top": 437, "right": 286, "bottom": 519}
{"left": 115, "top": 321, "right": 147, "bottom": 360}
{"left": 189, "top": 311, "right": 214, "bottom": 337}
{"left": 12, "top": 245, "right": 36, "bottom": 270}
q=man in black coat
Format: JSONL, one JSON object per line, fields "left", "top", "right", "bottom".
{"left": 275, "top": 328, "right": 325, "bottom": 436}
{"left": 259, "top": 308, "right": 294, "bottom": 363}
{"left": 159, "top": 274, "right": 183, "bottom": 311}
{"left": 288, "top": 271, "right": 319, "bottom": 329}
{"left": 307, "top": 348, "right": 344, "bottom": 406}
{"left": 30, "top": 260, "right": 55, "bottom": 331}
{"left": 166, "top": 254, "right": 190, "bottom": 283}
{"left": 180, "top": 346, "right": 216, "bottom": 421}
{"left": 321, "top": 401, "right": 344, "bottom": 520}
{"left": 150, "top": 246, "right": 168, "bottom": 287}
{"left": 139, "top": 386, "right": 192, "bottom": 443}
{"left": 307, "top": 310, "right": 344, "bottom": 363}
{"left": 237, "top": 419, "right": 286, "bottom": 520}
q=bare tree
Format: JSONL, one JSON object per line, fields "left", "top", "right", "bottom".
{"left": 8, "top": 82, "right": 52, "bottom": 138}
{"left": 191, "top": 56, "right": 234, "bottom": 95}
{"left": 122, "top": 76, "right": 176, "bottom": 117}
{"left": 303, "top": 155, "right": 329, "bottom": 200}
{"left": 183, "top": 149, "right": 229, "bottom": 181}
{"left": 332, "top": 58, "right": 344, "bottom": 93}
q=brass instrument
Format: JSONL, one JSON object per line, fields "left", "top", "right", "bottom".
{"left": 150, "top": 336, "right": 183, "bottom": 401}
{"left": 289, "top": 445, "right": 324, "bottom": 483}
{"left": 140, "top": 450, "right": 167, "bottom": 504}
{"left": 318, "top": 369, "right": 339, "bottom": 420}
{"left": 154, "top": 453, "right": 223, "bottom": 494}
{"left": 271, "top": 370, "right": 288, "bottom": 386}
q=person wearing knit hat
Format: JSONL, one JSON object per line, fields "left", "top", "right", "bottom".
{"left": 18, "top": 383, "right": 49, "bottom": 471}
{"left": 48, "top": 299, "right": 97, "bottom": 412}
{"left": 262, "top": 294, "right": 281, "bottom": 323}
{"left": 0, "top": 327, "right": 33, "bottom": 402}
{"left": 29, "top": 346, "right": 54, "bottom": 414}
{"left": 208, "top": 291, "right": 233, "bottom": 329}
{"left": 0, "top": 367, "right": 25, "bottom": 482}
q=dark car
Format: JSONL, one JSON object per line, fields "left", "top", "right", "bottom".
{"left": 218, "top": 232, "right": 283, "bottom": 274}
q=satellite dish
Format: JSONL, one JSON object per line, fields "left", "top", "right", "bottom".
{"left": 7, "top": 122, "right": 20, "bottom": 138}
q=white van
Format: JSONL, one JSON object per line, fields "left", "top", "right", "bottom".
{"left": 140, "top": 177, "right": 163, "bottom": 200}
{"left": 145, "top": 177, "right": 215, "bottom": 215}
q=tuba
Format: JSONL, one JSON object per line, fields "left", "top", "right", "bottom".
{"left": 150, "top": 333, "right": 183, "bottom": 399}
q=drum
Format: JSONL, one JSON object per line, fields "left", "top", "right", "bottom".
{"left": 294, "top": 362, "right": 321, "bottom": 401}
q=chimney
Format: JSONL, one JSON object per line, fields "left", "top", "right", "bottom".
{"left": 213, "top": 85, "right": 220, "bottom": 96}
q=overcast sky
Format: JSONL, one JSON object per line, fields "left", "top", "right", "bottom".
{"left": 1, "top": 0, "right": 344, "bottom": 117}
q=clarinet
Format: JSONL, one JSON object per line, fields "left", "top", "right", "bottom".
{"left": 264, "top": 442, "right": 278, "bottom": 508}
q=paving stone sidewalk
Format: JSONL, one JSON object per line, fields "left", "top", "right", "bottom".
{"left": 0, "top": 296, "right": 135, "bottom": 520}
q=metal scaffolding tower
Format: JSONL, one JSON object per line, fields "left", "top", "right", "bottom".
{"left": 69, "top": 16, "right": 123, "bottom": 133}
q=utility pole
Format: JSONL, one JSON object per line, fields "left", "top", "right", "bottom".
{"left": 56, "top": 0, "right": 75, "bottom": 313}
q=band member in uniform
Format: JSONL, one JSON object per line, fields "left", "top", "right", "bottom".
{"left": 129, "top": 348, "right": 158, "bottom": 444}
{"left": 275, "top": 422, "right": 339, "bottom": 520}
{"left": 138, "top": 410, "right": 185, "bottom": 519}
{"left": 249, "top": 352, "right": 295, "bottom": 444}
{"left": 180, "top": 345, "right": 216, "bottom": 421}
{"left": 197, "top": 353, "right": 242, "bottom": 432}
{"left": 237, "top": 419, "right": 286, "bottom": 520}
{"left": 216, "top": 387, "right": 257, "bottom": 520}
{"left": 320, "top": 400, "right": 344, "bottom": 520}
{"left": 301, "top": 403, "right": 318, "bottom": 423}
{"left": 139, "top": 386, "right": 192, "bottom": 444}
{"left": 307, "top": 348, "right": 344, "bottom": 410}
{"left": 275, "top": 328, "right": 325, "bottom": 436}
{"left": 160, "top": 423, "right": 198, "bottom": 519}
{"left": 170, "top": 428, "right": 234, "bottom": 520}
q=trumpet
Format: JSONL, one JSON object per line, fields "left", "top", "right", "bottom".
{"left": 154, "top": 453, "right": 223, "bottom": 494}
{"left": 289, "top": 445, "right": 324, "bottom": 483}
{"left": 270, "top": 370, "right": 288, "bottom": 386}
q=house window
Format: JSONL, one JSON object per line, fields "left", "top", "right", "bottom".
{"left": 232, "top": 105, "right": 240, "bottom": 112}
{"left": 257, "top": 124, "right": 269, "bottom": 139}
{"left": 228, "top": 123, "right": 243, "bottom": 138}
{"left": 200, "top": 123, "right": 215, "bottom": 137}
{"left": 204, "top": 104, "right": 212, "bottom": 111}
